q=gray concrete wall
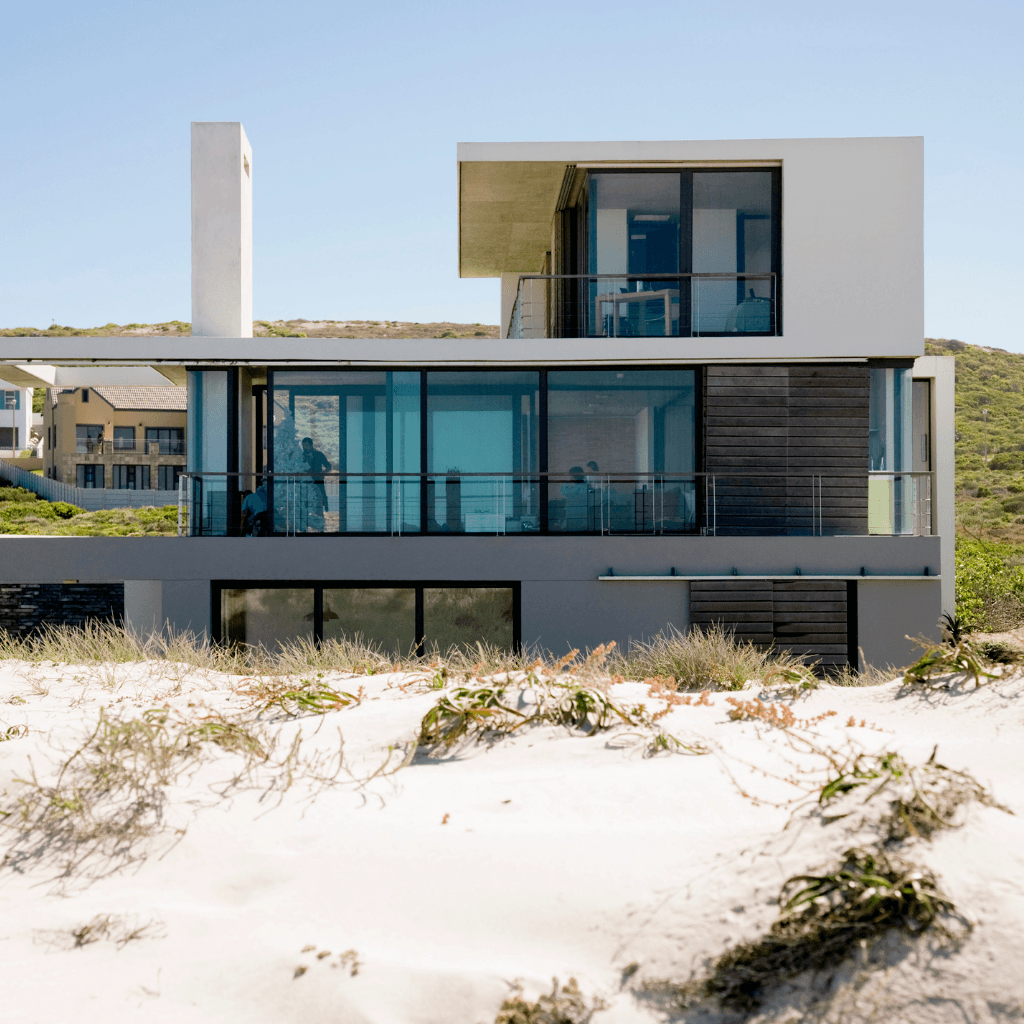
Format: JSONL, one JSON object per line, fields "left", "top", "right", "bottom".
{"left": 857, "top": 579, "right": 942, "bottom": 671}
{"left": 1, "top": 534, "right": 942, "bottom": 659}
{"left": 521, "top": 580, "right": 689, "bottom": 656}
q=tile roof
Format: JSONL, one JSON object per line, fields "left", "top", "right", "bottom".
{"left": 48, "top": 386, "right": 187, "bottom": 410}
{"left": 93, "top": 386, "right": 187, "bottom": 410}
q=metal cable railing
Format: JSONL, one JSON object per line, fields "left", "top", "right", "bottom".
{"left": 507, "top": 273, "right": 778, "bottom": 339}
{"left": 177, "top": 470, "right": 934, "bottom": 539}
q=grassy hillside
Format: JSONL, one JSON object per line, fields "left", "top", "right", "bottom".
{"left": 0, "top": 319, "right": 499, "bottom": 340}
{"left": 927, "top": 338, "right": 1024, "bottom": 542}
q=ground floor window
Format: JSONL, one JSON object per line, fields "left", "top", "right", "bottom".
{"left": 158, "top": 465, "right": 185, "bottom": 490}
{"left": 0, "top": 427, "right": 18, "bottom": 452}
{"left": 111, "top": 464, "right": 150, "bottom": 489}
{"left": 77, "top": 463, "right": 105, "bottom": 488}
{"left": 215, "top": 582, "right": 518, "bottom": 655}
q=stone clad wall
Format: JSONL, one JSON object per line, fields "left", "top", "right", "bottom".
{"left": 0, "top": 584, "right": 124, "bottom": 637}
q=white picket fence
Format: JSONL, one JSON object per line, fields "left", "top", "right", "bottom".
{"left": 0, "top": 461, "right": 176, "bottom": 510}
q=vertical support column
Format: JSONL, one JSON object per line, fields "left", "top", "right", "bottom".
{"left": 191, "top": 122, "right": 253, "bottom": 338}
{"left": 124, "top": 581, "right": 163, "bottom": 640}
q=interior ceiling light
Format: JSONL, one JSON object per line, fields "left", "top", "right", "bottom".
{"left": 634, "top": 214, "right": 670, "bottom": 221}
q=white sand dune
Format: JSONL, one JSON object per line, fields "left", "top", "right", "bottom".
{"left": 1, "top": 661, "right": 1023, "bottom": 1023}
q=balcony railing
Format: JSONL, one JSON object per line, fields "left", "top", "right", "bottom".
{"left": 177, "top": 470, "right": 933, "bottom": 539}
{"left": 508, "top": 273, "right": 778, "bottom": 339}
{"left": 74, "top": 439, "right": 187, "bottom": 456}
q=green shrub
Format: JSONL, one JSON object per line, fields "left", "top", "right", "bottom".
{"left": 50, "top": 501, "right": 84, "bottom": 519}
{"left": 955, "top": 536, "right": 1024, "bottom": 631}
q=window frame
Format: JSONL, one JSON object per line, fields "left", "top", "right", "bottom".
{"left": 211, "top": 580, "right": 521, "bottom": 656}
{"left": 263, "top": 366, "right": 702, "bottom": 537}
{"left": 574, "top": 167, "right": 782, "bottom": 337}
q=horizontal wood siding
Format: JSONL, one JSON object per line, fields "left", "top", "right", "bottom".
{"left": 690, "top": 579, "right": 850, "bottom": 669}
{"left": 704, "top": 365, "right": 869, "bottom": 535}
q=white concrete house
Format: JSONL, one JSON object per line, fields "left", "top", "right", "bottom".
{"left": 0, "top": 127, "right": 953, "bottom": 668}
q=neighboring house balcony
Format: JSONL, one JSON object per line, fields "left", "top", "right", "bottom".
{"left": 75, "top": 438, "right": 187, "bottom": 456}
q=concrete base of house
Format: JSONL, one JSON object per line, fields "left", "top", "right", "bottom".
{"left": 1, "top": 535, "right": 945, "bottom": 671}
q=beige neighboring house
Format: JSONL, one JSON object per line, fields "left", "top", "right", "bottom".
{"left": 43, "top": 386, "right": 187, "bottom": 491}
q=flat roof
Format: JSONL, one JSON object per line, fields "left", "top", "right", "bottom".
{"left": 0, "top": 335, "right": 925, "bottom": 387}
{"left": 457, "top": 136, "right": 923, "bottom": 278}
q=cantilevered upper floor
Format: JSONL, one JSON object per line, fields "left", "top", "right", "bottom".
{"left": 458, "top": 137, "right": 923, "bottom": 358}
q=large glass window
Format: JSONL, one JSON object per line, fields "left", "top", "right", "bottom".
{"left": 111, "top": 464, "right": 150, "bottom": 490}
{"left": 147, "top": 427, "right": 186, "bottom": 455}
{"left": 588, "top": 173, "right": 681, "bottom": 338}
{"left": 76, "top": 463, "right": 104, "bottom": 489}
{"left": 424, "top": 588, "right": 514, "bottom": 651}
{"left": 187, "top": 370, "right": 231, "bottom": 535}
{"left": 323, "top": 588, "right": 416, "bottom": 654}
{"left": 547, "top": 370, "right": 697, "bottom": 533}
{"left": 220, "top": 588, "right": 314, "bottom": 650}
{"left": 217, "top": 584, "right": 518, "bottom": 654}
{"left": 692, "top": 171, "right": 774, "bottom": 333}
{"left": 580, "top": 170, "right": 778, "bottom": 337}
{"left": 271, "top": 371, "right": 420, "bottom": 534}
{"left": 76, "top": 424, "right": 104, "bottom": 453}
{"left": 868, "top": 367, "right": 916, "bottom": 535}
{"left": 113, "top": 426, "right": 135, "bottom": 451}
{"left": 426, "top": 372, "right": 539, "bottom": 533}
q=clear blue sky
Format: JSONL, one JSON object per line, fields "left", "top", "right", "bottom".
{"left": 2, "top": 0, "right": 1022, "bottom": 350}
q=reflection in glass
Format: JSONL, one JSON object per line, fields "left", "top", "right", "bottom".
{"left": 322, "top": 589, "right": 416, "bottom": 654}
{"left": 587, "top": 173, "right": 681, "bottom": 337}
{"left": 547, "top": 370, "right": 697, "bottom": 533}
{"left": 868, "top": 367, "right": 915, "bottom": 535}
{"left": 221, "top": 588, "right": 314, "bottom": 650}
{"left": 426, "top": 372, "right": 539, "bottom": 533}
{"left": 187, "top": 370, "right": 230, "bottom": 535}
{"left": 424, "top": 588, "right": 514, "bottom": 651}
{"left": 271, "top": 371, "right": 420, "bottom": 534}
{"left": 692, "top": 171, "right": 773, "bottom": 333}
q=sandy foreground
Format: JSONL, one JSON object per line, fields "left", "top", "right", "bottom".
{"left": 1, "top": 661, "right": 1023, "bottom": 1023}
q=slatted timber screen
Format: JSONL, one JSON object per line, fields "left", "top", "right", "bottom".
{"left": 690, "top": 579, "right": 851, "bottom": 668}
{"left": 704, "top": 365, "right": 869, "bottom": 535}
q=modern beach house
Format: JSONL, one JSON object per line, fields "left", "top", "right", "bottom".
{"left": 0, "top": 125, "right": 952, "bottom": 669}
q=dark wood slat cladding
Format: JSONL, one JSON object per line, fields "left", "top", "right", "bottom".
{"left": 689, "top": 580, "right": 850, "bottom": 669}
{"left": 704, "top": 365, "right": 869, "bottom": 535}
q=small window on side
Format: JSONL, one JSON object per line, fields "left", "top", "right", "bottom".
{"left": 82, "top": 388, "right": 89, "bottom": 403}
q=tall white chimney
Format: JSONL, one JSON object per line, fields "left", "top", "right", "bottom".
{"left": 191, "top": 122, "right": 252, "bottom": 338}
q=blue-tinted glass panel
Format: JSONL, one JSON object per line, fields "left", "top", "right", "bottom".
{"left": 547, "top": 370, "right": 697, "bottom": 533}
{"left": 869, "top": 367, "right": 915, "bottom": 535}
{"left": 271, "top": 371, "right": 420, "bottom": 534}
{"left": 692, "top": 171, "right": 773, "bottom": 334}
{"left": 426, "top": 372, "right": 539, "bottom": 533}
{"left": 587, "top": 173, "right": 681, "bottom": 337}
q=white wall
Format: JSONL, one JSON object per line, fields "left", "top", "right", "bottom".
{"left": 191, "top": 122, "right": 253, "bottom": 339}
{"left": 913, "top": 355, "right": 956, "bottom": 615}
{"left": 461, "top": 138, "right": 925, "bottom": 358}
{"left": 0, "top": 380, "right": 33, "bottom": 455}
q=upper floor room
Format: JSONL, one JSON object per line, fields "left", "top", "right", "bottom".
{"left": 458, "top": 138, "right": 924, "bottom": 358}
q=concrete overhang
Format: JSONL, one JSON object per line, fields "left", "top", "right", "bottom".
{"left": 457, "top": 137, "right": 918, "bottom": 280}
{"left": 1, "top": 336, "right": 918, "bottom": 371}
{"left": 457, "top": 139, "right": 792, "bottom": 278}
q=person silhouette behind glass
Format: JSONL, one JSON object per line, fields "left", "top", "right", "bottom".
{"left": 241, "top": 481, "right": 269, "bottom": 536}
{"left": 301, "top": 437, "right": 331, "bottom": 531}
{"left": 560, "top": 466, "right": 589, "bottom": 531}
